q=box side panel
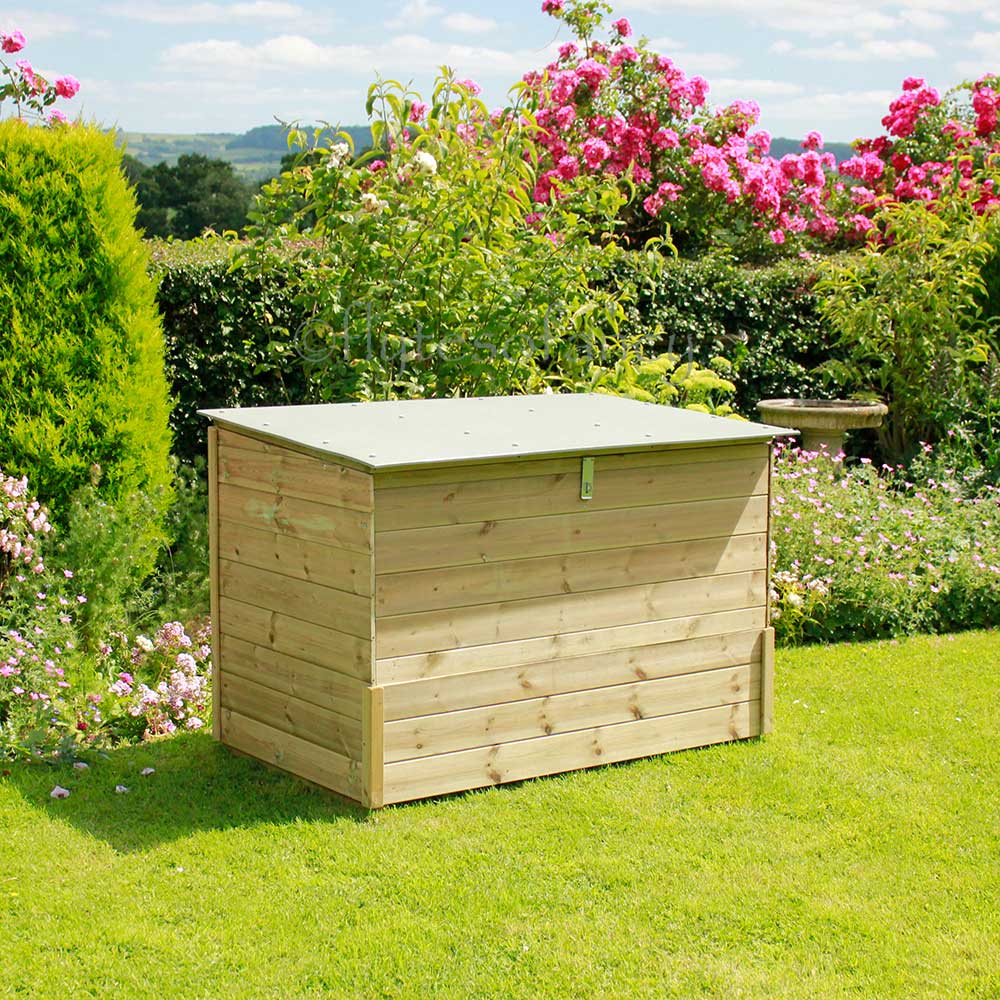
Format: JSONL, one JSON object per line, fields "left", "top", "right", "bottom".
{"left": 214, "top": 429, "right": 374, "bottom": 802}
{"left": 373, "top": 443, "right": 770, "bottom": 804}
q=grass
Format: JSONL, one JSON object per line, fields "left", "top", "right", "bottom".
{"left": 1, "top": 631, "right": 998, "bottom": 999}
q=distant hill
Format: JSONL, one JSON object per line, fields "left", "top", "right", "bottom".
{"left": 118, "top": 125, "right": 855, "bottom": 181}
{"left": 118, "top": 124, "right": 374, "bottom": 181}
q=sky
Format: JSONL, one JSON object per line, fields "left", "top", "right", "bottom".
{"left": 3, "top": 0, "right": 998, "bottom": 142}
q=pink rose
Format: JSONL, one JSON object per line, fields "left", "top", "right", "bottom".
{"left": 456, "top": 78, "right": 481, "bottom": 96}
{"left": 48, "top": 109, "right": 69, "bottom": 125}
{"left": 541, "top": 0, "right": 564, "bottom": 12}
{"left": 612, "top": 18, "right": 632, "bottom": 37}
{"left": 54, "top": 75, "right": 80, "bottom": 99}
{"left": 408, "top": 100, "right": 428, "bottom": 123}
{"left": 1, "top": 30, "right": 26, "bottom": 53}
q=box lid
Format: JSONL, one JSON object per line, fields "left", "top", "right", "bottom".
{"left": 199, "top": 394, "right": 792, "bottom": 471}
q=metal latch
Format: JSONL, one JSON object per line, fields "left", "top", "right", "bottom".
{"left": 580, "top": 457, "right": 595, "bottom": 500}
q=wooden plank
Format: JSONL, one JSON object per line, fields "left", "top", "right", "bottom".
{"left": 760, "top": 626, "right": 775, "bottom": 735}
{"left": 362, "top": 686, "right": 385, "bottom": 808}
{"left": 383, "top": 628, "right": 764, "bottom": 721}
{"left": 375, "top": 455, "right": 768, "bottom": 531}
{"left": 219, "top": 558, "right": 371, "bottom": 640}
{"left": 220, "top": 673, "right": 362, "bottom": 758}
{"left": 374, "top": 442, "right": 768, "bottom": 490}
{"left": 219, "top": 519, "right": 372, "bottom": 597}
{"left": 220, "top": 597, "right": 371, "bottom": 680}
{"left": 221, "top": 708, "right": 361, "bottom": 801}
{"left": 220, "top": 635, "right": 365, "bottom": 720}
{"left": 766, "top": 443, "right": 774, "bottom": 627}
{"left": 209, "top": 426, "right": 222, "bottom": 741}
{"left": 219, "top": 482, "right": 371, "bottom": 553}
{"left": 218, "top": 439, "right": 373, "bottom": 512}
{"left": 384, "top": 663, "right": 758, "bottom": 762}
{"left": 377, "top": 569, "right": 766, "bottom": 660}
{"left": 375, "top": 494, "right": 768, "bottom": 574}
{"left": 377, "top": 606, "right": 767, "bottom": 684}
{"left": 382, "top": 700, "right": 758, "bottom": 804}
{"left": 376, "top": 532, "right": 766, "bottom": 617}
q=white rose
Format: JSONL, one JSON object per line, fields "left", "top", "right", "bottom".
{"left": 413, "top": 150, "right": 437, "bottom": 176}
{"left": 360, "top": 192, "right": 387, "bottom": 214}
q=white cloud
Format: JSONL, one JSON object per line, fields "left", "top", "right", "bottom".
{"left": 968, "top": 31, "right": 1000, "bottom": 52}
{"left": 386, "top": 0, "right": 443, "bottom": 30}
{"left": 769, "top": 39, "right": 794, "bottom": 54}
{"left": 789, "top": 37, "right": 936, "bottom": 61}
{"left": 102, "top": 1, "right": 309, "bottom": 25}
{"left": 442, "top": 12, "right": 498, "bottom": 34}
{"left": 162, "top": 32, "right": 557, "bottom": 81}
{"left": 899, "top": 8, "right": 949, "bottom": 29}
{"left": 0, "top": 11, "right": 78, "bottom": 39}
{"left": 646, "top": 35, "right": 687, "bottom": 53}
{"left": 675, "top": 51, "right": 742, "bottom": 73}
{"left": 712, "top": 78, "right": 805, "bottom": 97}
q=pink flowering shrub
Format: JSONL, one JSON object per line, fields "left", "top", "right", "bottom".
{"left": 770, "top": 443, "right": 1000, "bottom": 644}
{"left": 0, "top": 467, "right": 212, "bottom": 760}
{"left": 0, "top": 28, "right": 79, "bottom": 126}
{"left": 526, "top": 0, "right": 1000, "bottom": 255}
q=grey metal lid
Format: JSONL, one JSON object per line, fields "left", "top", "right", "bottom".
{"left": 199, "top": 394, "right": 792, "bottom": 471}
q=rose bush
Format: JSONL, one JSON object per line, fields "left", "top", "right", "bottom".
{"left": 0, "top": 28, "right": 79, "bottom": 125}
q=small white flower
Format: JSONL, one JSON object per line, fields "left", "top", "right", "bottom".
{"left": 50, "top": 785, "right": 70, "bottom": 799}
{"left": 72, "top": 761, "right": 88, "bottom": 770}
{"left": 141, "top": 767, "right": 155, "bottom": 776}
{"left": 326, "top": 141, "right": 351, "bottom": 169}
{"left": 786, "top": 592, "right": 804, "bottom": 607}
{"left": 136, "top": 635, "right": 154, "bottom": 652}
{"left": 413, "top": 150, "right": 437, "bottom": 175}
{"left": 360, "top": 191, "right": 387, "bottom": 214}
{"left": 115, "top": 785, "right": 129, "bottom": 794}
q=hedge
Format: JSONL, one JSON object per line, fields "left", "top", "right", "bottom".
{"left": 149, "top": 238, "right": 840, "bottom": 462}
{"left": 0, "top": 122, "right": 173, "bottom": 542}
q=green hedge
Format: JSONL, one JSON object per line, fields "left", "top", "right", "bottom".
{"left": 0, "top": 123, "right": 172, "bottom": 543}
{"left": 150, "top": 239, "right": 839, "bottom": 462}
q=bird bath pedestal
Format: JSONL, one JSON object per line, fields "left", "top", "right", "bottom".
{"left": 756, "top": 399, "right": 888, "bottom": 456}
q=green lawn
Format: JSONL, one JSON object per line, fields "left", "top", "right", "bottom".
{"left": 2, "top": 632, "right": 997, "bottom": 999}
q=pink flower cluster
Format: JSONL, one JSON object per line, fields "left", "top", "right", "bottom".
{"left": 0, "top": 28, "right": 80, "bottom": 126}
{"left": 1, "top": 470, "right": 51, "bottom": 593}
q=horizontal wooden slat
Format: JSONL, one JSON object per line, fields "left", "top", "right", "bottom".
{"left": 221, "top": 708, "right": 361, "bottom": 799}
{"left": 377, "top": 569, "right": 765, "bottom": 660}
{"left": 220, "top": 597, "right": 371, "bottom": 680}
{"left": 219, "top": 437, "right": 373, "bottom": 512}
{"left": 374, "top": 442, "right": 768, "bottom": 490}
{"left": 375, "top": 455, "right": 768, "bottom": 531}
{"left": 381, "top": 700, "right": 758, "bottom": 804}
{"left": 220, "top": 558, "right": 371, "bottom": 639}
{"left": 221, "top": 673, "right": 362, "bottom": 758}
{"left": 375, "top": 494, "right": 767, "bottom": 573}
{"left": 377, "top": 606, "right": 766, "bottom": 684}
{"left": 384, "top": 662, "right": 759, "bottom": 762}
{"left": 383, "top": 628, "right": 763, "bottom": 721}
{"left": 376, "top": 532, "right": 766, "bottom": 617}
{"left": 221, "top": 635, "right": 365, "bottom": 720}
{"left": 219, "top": 520, "right": 371, "bottom": 597}
{"left": 219, "top": 482, "right": 371, "bottom": 553}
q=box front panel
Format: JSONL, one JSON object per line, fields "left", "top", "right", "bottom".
{"left": 373, "top": 443, "right": 772, "bottom": 804}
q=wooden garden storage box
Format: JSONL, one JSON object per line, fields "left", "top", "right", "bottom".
{"left": 200, "top": 394, "right": 784, "bottom": 807}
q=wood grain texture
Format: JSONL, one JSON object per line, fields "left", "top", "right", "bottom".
{"left": 218, "top": 437, "right": 373, "bottom": 512}
{"left": 209, "top": 426, "right": 222, "bottom": 741}
{"left": 219, "top": 519, "right": 371, "bottom": 597}
{"left": 384, "top": 662, "right": 759, "bottom": 762}
{"left": 376, "top": 569, "right": 766, "bottom": 660}
{"left": 362, "top": 686, "right": 385, "bottom": 808}
{"left": 373, "top": 442, "right": 768, "bottom": 490}
{"left": 220, "top": 597, "right": 371, "bottom": 680}
{"left": 760, "top": 625, "right": 775, "bottom": 735}
{"left": 376, "top": 532, "right": 766, "bottom": 617}
{"left": 219, "top": 482, "right": 371, "bottom": 553}
{"left": 375, "top": 455, "right": 769, "bottom": 531}
{"left": 221, "top": 707, "right": 361, "bottom": 800}
{"left": 382, "top": 628, "right": 764, "bottom": 721}
{"left": 375, "top": 494, "right": 768, "bottom": 573}
{"left": 219, "top": 558, "right": 371, "bottom": 639}
{"left": 220, "top": 673, "right": 362, "bottom": 757}
{"left": 220, "top": 634, "right": 365, "bottom": 720}
{"left": 376, "top": 606, "right": 767, "bottom": 684}
{"left": 381, "top": 700, "right": 759, "bottom": 804}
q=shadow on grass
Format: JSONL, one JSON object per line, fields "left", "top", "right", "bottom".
{"left": 2, "top": 731, "right": 368, "bottom": 853}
